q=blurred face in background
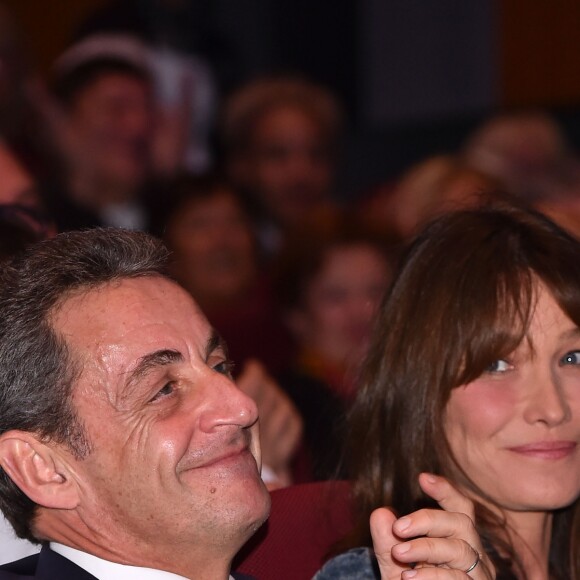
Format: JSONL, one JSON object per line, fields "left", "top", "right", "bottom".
{"left": 66, "top": 72, "right": 153, "bottom": 198}
{"left": 0, "top": 142, "right": 38, "bottom": 206}
{"left": 166, "top": 189, "right": 256, "bottom": 308}
{"left": 239, "top": 105, "right": 335, "bottom": 227}
{"left": 290, "top": 243, "right": 389, "bottom": 368}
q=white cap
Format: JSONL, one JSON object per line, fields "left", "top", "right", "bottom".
{"left": 53, "top": 34, "right": 151, "bottom": 77}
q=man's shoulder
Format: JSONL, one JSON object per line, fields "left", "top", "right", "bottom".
{"left": 0, "top": 548, "right": 96, "bottom": 579}
{"left": 0, "top": 551, "right": 37, "bottom": 579}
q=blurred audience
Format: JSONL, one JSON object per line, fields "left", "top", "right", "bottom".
{"left": 221, "top": 77, "right": 343, "bottom": 255}
{"left": 274, "top": 214, "right": 392, "bottom": 480}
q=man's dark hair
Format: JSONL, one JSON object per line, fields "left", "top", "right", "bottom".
{"left": 0, "top": 228, "right": 169, "bottom": 542}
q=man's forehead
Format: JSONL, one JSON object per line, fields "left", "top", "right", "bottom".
{"left": 52, "top": 276, "right": 210, "bottom": 354}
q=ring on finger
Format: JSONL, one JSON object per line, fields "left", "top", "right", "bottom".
{"left": 464, "top": 547, "right": 481, "bottom": 574}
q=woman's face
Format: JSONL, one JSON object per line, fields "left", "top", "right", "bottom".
{"left": 292, "top": 244, "right": 389, "bottom": 366}
{"left": 166, "top": 190, "right": 256, "bottom": 305}
{"left": 445, "top": 284, "right": 580, "bottom": 514}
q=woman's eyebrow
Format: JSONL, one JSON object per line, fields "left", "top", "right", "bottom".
{"left": 561, "top": 327, "right": 580, "bottom": 340}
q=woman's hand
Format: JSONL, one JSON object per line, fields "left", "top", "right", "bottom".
{"left": 370, "top": 473, "right": 495, "bottom": 579}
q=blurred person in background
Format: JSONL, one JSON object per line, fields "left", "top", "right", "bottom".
{"left": 0, "top": 139, "right": 55, "bottom": 237}
{"left": 358, "top": 155, "right": 500, "bottom": 245}
{"left": 462, "top": 110, "right": 568, "bottom": 202}
{"left": 221, "top": 77, "right": 343, "bottom": 256}
{"left": 274, "top": 214, "right": 392, "bottom": 480}
{"left": 44, "top": 34, "right": 163, "bottom": 232}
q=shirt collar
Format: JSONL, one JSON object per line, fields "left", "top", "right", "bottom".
{"left": 50, "top": 543, "right": 194, "bottom": 580}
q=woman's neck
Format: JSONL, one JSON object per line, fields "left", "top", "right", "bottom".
{"left": 504, "top": 510, "right": 552, "bottom": 580}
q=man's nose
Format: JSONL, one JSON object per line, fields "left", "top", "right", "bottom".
{"left": 197, "top": 370, "right": 259, "bottom": 433}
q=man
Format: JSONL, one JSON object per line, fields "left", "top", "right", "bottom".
{"left": 0, "top": 228, "right": 270, "bottom": 579}
{"left": 45, "top": 35, "right": 157, "bottom": 232}
{"left": 221, "top": 78, "right": 343, "bottom": 255}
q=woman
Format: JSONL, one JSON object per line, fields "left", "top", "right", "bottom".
{"left": 315, "top": 204, "right": 580, "bottom": 579}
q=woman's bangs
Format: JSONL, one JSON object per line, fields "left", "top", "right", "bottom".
{"left": 453, "top": 269, "right": 534, "bottom": 388}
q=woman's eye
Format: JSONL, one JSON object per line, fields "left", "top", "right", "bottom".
{"left": 560, "top": 351, "right": 580, "bottom": 366}
{"left": 213, "top": 360, "right": 234, "bottom": 377}
{"left": 486, "top": 359, "right": 512, "bottom": 373}
{"left": 149, "top": 382, "right": 176, "bottom": 402}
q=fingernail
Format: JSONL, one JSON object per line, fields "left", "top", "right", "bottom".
{"left": 423, "top": 472, "right": 437, "bottom": 484}
{"left": 402, "top": 571, "right": 417, "bottom": 579}
{"left": 395, "top": 516, "right": 411, "bottom": 531}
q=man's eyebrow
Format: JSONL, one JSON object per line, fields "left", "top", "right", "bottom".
{"left": 205, "top": 330, "right": 228, "bottom": 362}
{"left": 125, "top": 349, "right": 183, "bottom": 392}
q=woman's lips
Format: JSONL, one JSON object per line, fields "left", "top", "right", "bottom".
{"left": 508, "top": 441, "right": 577, "bottom": 460}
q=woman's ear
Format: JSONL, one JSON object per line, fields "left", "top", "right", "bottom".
{"left": 0, "top": 431, "right": 80, "bottom": 510}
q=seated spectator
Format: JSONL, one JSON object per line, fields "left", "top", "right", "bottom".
{"left": 315, "top": 204, "right": 580, "bottom": 579}
{"left": 221, "top": 77, "right": 343, "bottom": 255}
{"left": 274, "top": 215, "right": 392, "bottom": 480}
{"left": 44, "top": 34, "right": 159, "bottom": 231}
{"left": 0, "top": 228, "right": 270, "bottom": 578}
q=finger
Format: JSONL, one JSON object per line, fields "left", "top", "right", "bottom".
{"left": 392, "top": 536, "right": 479, "bottom": 572}
{"left": 401, "top": 568, "right": 473, "bottom": 579}
{"left": 370, "top": 508, "right": 408, "bottom": 578}
{"left": 236, "top": 360, "right": 265, "bottom": 400}
{"left": 418, "top": 473, "right": 475, "bottom": 522}
{"left": 392, "top": 509, "right": 476, "bottom": 542}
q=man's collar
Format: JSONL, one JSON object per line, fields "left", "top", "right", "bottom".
{"left": 50, "top": 543, "right": 190, "bottom": 580}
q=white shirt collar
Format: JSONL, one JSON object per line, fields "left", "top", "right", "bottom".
{"left": 50, "top": 542, "right": 191, "bottom": 580}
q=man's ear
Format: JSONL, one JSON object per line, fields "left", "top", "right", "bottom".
{"left": 0, "top": 431, "right": 80, "bottom": 510}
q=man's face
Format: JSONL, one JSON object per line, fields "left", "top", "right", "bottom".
{"left": 68, "top": 72, "right": 153, "bottom": 193}
{"left": 51, "top": 277, "right": 269, "bottom": 569}
{"left": 242, "top": 106, "right": 334, "bottom": 227}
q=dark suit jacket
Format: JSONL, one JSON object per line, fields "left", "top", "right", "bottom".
{"left": 0, "top": 546, "right": 255, "bottom": 579}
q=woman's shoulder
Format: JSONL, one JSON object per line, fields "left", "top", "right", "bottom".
{"left": 312, "top": 547, "right": 379, "bottom": 580}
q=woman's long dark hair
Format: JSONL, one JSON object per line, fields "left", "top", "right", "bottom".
{"left": 344, "top": 203, "right": 580, "bottom": 579}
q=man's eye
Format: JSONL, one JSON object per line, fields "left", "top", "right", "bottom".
{"left": 560, "top": 351, "right": 580, "bottom": 366}
{"left": 486, "top": 359, "right": 512, "bottom": 373}
{"left": 149, "top": 382, "right": 176, "bottom": 402}
{"left": 213, "top": 360, "right": 234, "bottom": 377}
